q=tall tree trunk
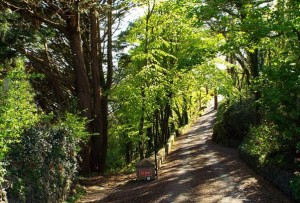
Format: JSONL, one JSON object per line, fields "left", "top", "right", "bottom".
{"left": 89, "top": 7, "right": 103, "bottom": 173}
{"left": 136, "top": 0, "right": 155, "bottom": 160}
{"left": 106, "top": 0, "right": 113, "bottom": 89}
{"left": 66, "top": 6, "right": 92, "bottom": 173}
{"left": 95, "top": 0, "right": 113, "bottom": 174}
{"left": 161, "top": 81, "right": 173, "bottom": 144}
{"left": 98, "top": 95, "right": 109, "bottom": 173}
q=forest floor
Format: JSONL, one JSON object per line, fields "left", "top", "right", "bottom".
{"left": 78, "top": 104, "right": 294, "bottom": 203}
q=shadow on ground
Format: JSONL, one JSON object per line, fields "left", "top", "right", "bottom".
{"left": 80, "top": 108, "right": 294, "bottom": 203}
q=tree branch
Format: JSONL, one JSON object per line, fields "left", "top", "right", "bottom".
{"left": 24, "top": 51, "right": 74, "bottom": 90}
{"left": 2, "top": 1, "right": 67, "bottom": 35}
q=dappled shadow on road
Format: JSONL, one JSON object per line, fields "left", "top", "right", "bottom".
{"left": 78, "top": 174, "right": 136, "bottom": 203}
{"left": 81, "top": 108, "right": 294, "bottom": 203}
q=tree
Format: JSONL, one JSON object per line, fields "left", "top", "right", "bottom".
{"left": 193, "top": 0, "right": 278, "bottom": 123}
{"left": 109, "top": 0, "right": 223, "bottom": 163}
{"left": 203, "top": 2, "right": 300, "bottom": 198}
{"left": 0, "top": 0, "right": 130, "bottom": 173}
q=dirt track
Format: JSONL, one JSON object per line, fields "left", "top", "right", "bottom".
{"left": 79, "top": 105, "right": 294, "bottom": 203}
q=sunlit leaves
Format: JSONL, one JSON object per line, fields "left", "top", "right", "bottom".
{"left": 0, "top": 59, "right": 40, "bottom": 159}
{"left": 114, "top": 0, "right": 226, "bottom": 125}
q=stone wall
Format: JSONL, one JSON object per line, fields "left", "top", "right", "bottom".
{"left": 239, "top": 149, "right": 298, "bottom": 202}
{"left": 152, "top": 129, "right": 183, "bottom": 171}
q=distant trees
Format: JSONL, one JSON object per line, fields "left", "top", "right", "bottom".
{"left": 199, "top": 0, "right": 300, "bottom": 199}
{"left": 107, "top": 0, "right": 232, "bottom": 165}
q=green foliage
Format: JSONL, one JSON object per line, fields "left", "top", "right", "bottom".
{"left": 0, "top": 8, "right": 19, "bottom": 59}
{"left": 108, "top": 0, "right": 232, "bottom": 168}
{"left": 240, "top": 123, "right": 281, "bottom": 165}
{"left": 57, "top": 113, "right": 90, "bottom": 141}
{"left": 290, "top": 175, "right": 300, "bottom": 201}
{"left": 6, "top": 115, "right": 88, "bottom": 203}
{"left": 261, "top": 62, "right": 300, "bottom": 135}
{"left": 0, "top": 60, "right": 40, "bottom": 157}
{"left": 0, "top": 59, "right": 88, "bottom": 201}
{"left": 3, "top": 5, "right": 300, "bottom": 202}
{"left": 212, "top": 99, "right": 256, "bottom": 147}
{"left": 65, "top": 184, "right": 86, "bottom": 203}
{"left": 106, "top": 130, "right": 128, "bottom": 172}
{"left": 0, "top": 59, "right": 40, "bottom": 194}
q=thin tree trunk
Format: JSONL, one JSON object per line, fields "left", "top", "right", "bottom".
{"left": 154, "top": 109, "right": 159, "bottom": 176}
{"left": 199, "top": 92, "right": 202, "bottom": 111}
{"left": 249, "top": 49, "right": 261, "bottom": 124}
{"left": 125, "top": 140, "right": 133, "bottom": 164}
{"left": 182, "top": 96, "right": 189, "bottom": 125}
{"left": 161, "top": 103, "right": 171, "bottom": 145}
{"left": 174, "top": 102, "right": 183, "bottom": 127}
{"left": 146, "top": 127, "right": 153, "bottom": 157}
{"left": 214, "top": 89, "right": 218, "bottom": 110}
{"left": 138, "top": 87, "right": 145, "bottom": 160}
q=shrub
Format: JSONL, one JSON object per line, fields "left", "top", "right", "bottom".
{"left": 212, "top": 99, "right": 256, "bottom": 147}
{"left": 240, "top": 123, "right": 281, "bottom": 164}
{"left": 6, "top": 114, "right": 88, "bottom": 203}
{"left": 240, "top": 120, "right": 299, "bottom": 200}
{"left": 290, "top": 175, "right": 300, "bottom": 201}
{"left": 0, "top": 59, "right": 40, "bottom": 201}
{"left": 241, "top": 122, "right": 298, "bottom": 171}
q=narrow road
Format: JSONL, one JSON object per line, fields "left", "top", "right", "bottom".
{"left": 79, "top": 105, "right": 294, "bottom": 203}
